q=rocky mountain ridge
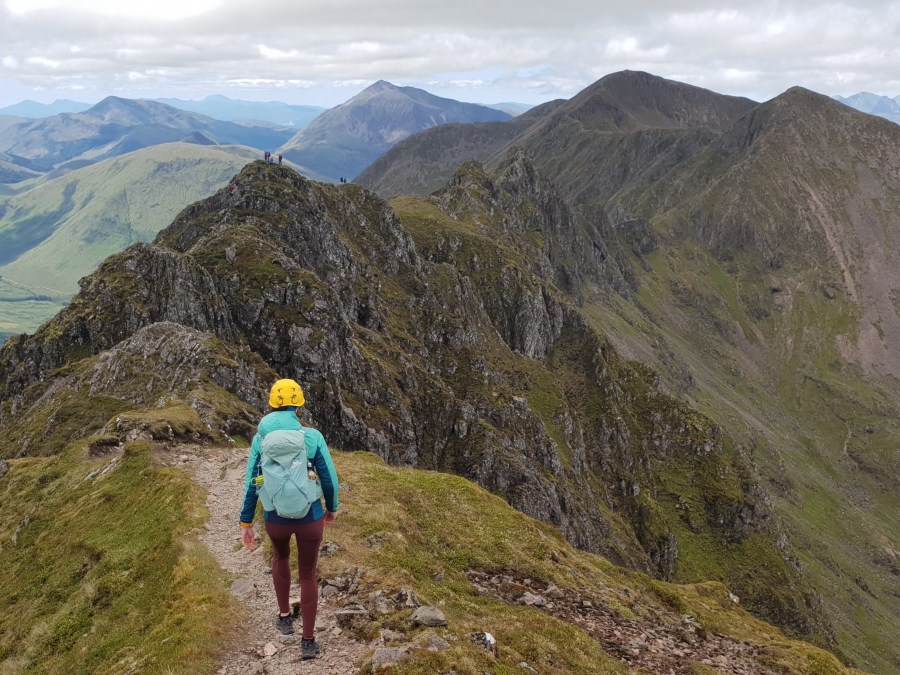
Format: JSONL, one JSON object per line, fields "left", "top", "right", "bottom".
{"left": 0, "top": 160, "right": 829, "bottom": 651}
{"left": 358, "top": 71, "right": 757, "bottom": 200}
{"left": 357, "top": 70, "right": 900, "bottom": 672}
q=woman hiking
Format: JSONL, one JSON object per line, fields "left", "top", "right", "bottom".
{"left": 239, "top": 378, "right": 339, "bottom": 661}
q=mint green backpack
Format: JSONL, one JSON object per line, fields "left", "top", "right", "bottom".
{"left": 257, "top": 429, "right": 324, "bottom": 519}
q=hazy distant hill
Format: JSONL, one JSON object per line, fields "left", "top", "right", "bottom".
{"left": 0, "top": 98, "right": 92, "bottom": 117}
{"left": 0, "top": 97, "right": 294, "bottom": 178}
{"left": 278, "top": 80, "right": 511, "bottom": 181}
{"left": 833, "top": 91, "right": 900, "bottom": 124}
{"left": 0, "top": 151, "right": 40, "bottom": 183}
{"left": 155, "top": 94, "right": 325, "bottom": 128}
{"left": 485, "top": 101, "right": 534, "bottom": 116}
{"left": 0, "top": 142, "right": 260, "bottom": 338}
{"left": 359, "top": 70, "right": 900, "bottom": 672}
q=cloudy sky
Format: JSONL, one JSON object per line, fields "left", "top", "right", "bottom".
{"left": 1, "top": 0, "right": 898, "bottom": 108}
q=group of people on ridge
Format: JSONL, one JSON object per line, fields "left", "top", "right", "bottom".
{"left": 239, "top": 378, "right": 339, "bottom": 661}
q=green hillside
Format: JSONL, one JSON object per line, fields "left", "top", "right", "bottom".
{"left": 0, "top": 143, "right": 262, "bottom": 294}
{"left": 0, "top": 276, "right": 68, "bottom": 344}
{"left": 0, "top": 402, "right": 860, "bottom": 673}
{"left": 591, "top": 90, "right": 900, "bottom": 670}
{"left": 583, "top": 243, "right": 900, "bottom": 671}
{"left": 0, "top": 143, "right": 306, "bottom": 339}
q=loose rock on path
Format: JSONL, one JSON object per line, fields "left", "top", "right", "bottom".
{"left": 184, "top": 447, "right": 370, "bottom": 675}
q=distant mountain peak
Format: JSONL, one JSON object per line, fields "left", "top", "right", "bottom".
{"left": 832, "top": 91, "right": 900, "bottom": 124}
{"left": 278, "top": 82, "right": 511, "bottom": 181}
{"left": 90, "top": 95, "right": 132, "bottom": 108}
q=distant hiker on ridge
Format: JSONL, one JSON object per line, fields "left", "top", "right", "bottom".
{"left": 278, "top": 154, "right": 283, "bottom": 165}
{"left": 239, "top": 379, "right": 339, "bottom": 661}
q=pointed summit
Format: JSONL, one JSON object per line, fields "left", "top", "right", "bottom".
{"left": 366, "top": 79, "right": 396, "bottom": 90}
{"left": 277, "top": 82, "right": 511, "bottom": 181}
{"left": 553, "top": 70, "right": 757, "bottom": 133}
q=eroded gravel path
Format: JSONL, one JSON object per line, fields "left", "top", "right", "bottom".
{"left": 184, "top": 447, "right": 369, "bottom": 675}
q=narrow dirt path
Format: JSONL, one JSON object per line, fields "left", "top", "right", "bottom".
{"left": 183, "top": 446, "right": 370, "bottom": 675}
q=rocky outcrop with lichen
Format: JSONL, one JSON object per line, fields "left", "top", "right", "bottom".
{"left": 0, "top": 159, "right": 829, "bottom": 645}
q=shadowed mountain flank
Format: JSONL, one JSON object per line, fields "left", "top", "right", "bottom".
{"left": 615, "top": 86, "right": 900, "bottom": 378}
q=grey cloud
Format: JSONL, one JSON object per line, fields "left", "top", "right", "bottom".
{"left": 1, "top": 0, "right": 898, "bottom": 105}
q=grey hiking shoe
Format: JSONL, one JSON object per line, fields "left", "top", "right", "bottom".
{"left": 275, "top": 614, "right": 294, "bottom": 635}
{"left": 301, "top": 638, "right": 320, "bottom": 660}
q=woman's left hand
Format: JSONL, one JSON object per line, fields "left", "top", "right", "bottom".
{"left": 241, "top": 526, "right": 255, "bottom": 550}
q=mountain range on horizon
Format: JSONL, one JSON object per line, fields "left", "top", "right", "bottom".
{"left": 0, "top": 69, "right": 898, "bottom": 671}
{"left": 2, "top": 85, "right": 897, "bottom": 127}
{"left": 0, "top": 94, "right": 532, "bottom": 129}
{"left": 0, "top": 96, "right": 295, "bottom": 176}
{"left": 0, "top": 83, "right": 522, "bottom": 189}
{"left": 833, "top": 92, "right": 900, "bottom": 124}
{"left": 0, "top": 82, "right": 896, "bottom": 191}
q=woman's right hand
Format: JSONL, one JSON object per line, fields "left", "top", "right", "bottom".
{"left": 324, "top": 511, "right": 337, "bottom": 525}
{"left": 241, "top": 526, "right": 255, "bottom": 550}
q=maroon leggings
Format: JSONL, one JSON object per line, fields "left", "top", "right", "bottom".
{"left": 264, "top": 517, "right": 325, "bottom": 638}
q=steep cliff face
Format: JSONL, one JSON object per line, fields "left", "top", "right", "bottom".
{"left": 0, "top": 160, "right": 826, "bottom": 644}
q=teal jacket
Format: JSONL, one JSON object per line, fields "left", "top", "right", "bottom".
{"left": 239, "top": 409, "right": 339, "bottom": 525}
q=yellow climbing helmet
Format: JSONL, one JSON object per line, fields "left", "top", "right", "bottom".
{"left": 268, "top": 378, "right": 305, "bottom": 408}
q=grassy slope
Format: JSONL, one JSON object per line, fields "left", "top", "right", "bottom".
{"left": 585, "top": 241, "right": 900, "bottom": 672}
{"left": 0, "top": 416, "right": 859, "bottom": 674}
{"left": 325, "top": 450, "right": 860, "bottom": 674}
{"left": 0, "top": 143, "right": 261, "bottom": 296}
{"left": 0, "top": 441, "right": 237, "bottom": 674}
{"left": 0, "top": 278, "right": 68, "bottom": 344}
